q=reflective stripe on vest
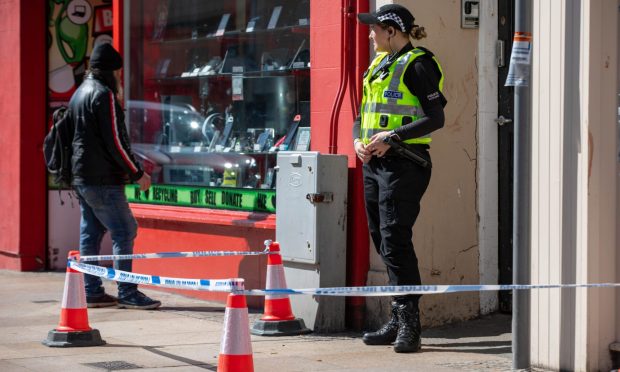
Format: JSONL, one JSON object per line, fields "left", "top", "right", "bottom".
{"left": 360, "top": 49, "right": 444, "bottom": 145}
{"left": 361, "top": 102, "right": 425, "bottom": 116}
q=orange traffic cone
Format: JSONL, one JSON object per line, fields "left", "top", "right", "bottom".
{"left": 251, "top": 241, "right": 310, "bottom": 336}
{"left": 217, "top": 293, "right": 254, "bottom": 372}
{"left": 42, "top": 251, "right": 105, "bottom": 347}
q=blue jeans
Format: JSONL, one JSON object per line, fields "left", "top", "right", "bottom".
{"left": 75, "top": 185, "right": 138, "bottom": 299}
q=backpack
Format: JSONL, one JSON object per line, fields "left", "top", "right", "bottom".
{"left": 43, "top": 106, "right": 74, "bottom": 188}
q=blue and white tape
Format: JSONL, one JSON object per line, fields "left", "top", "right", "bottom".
{"left": 244, "top": 283, "right": 620, "bottom": 296}
{"left": 69, "top": 261, "right": 244, "bottom": 292}
{"left": 68, "top": 261, "right": 620, "bottom": 296}
{"left": 78, "top": 248, "right": 271, "bottom": 262}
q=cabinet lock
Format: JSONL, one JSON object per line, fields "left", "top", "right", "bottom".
{"left": 306, "top": 192, "right": 333, "bottom": 204}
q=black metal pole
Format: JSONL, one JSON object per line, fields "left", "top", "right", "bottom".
{"left": 512, "top": 0, "right": 532, "bottom": 369}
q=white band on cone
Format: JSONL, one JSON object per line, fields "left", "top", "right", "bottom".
{"left": 61, "top": 272, "right": 87, "bottom": 309}
{"left": 220, "top": 307, "right": 252, "bottom": 355}
{"left": 265, "top": 264, "right": 288, "bottom": 300}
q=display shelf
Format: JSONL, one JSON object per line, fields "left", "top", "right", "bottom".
{"left": 150, "top": 24, "right": 310, "bottom": 46}
{"left": 150, "top": 67, "right": 310, "bottom": 82}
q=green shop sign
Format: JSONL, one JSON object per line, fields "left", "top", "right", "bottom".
{"left": 125, "top": 184, "right": 276, "bottom": 213}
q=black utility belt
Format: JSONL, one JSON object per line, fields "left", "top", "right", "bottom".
{"left": 384, "top": 144, "right": 429, "bottom": 156}
{"left": 399, "top": 143, "right": 430, "bottom": 151}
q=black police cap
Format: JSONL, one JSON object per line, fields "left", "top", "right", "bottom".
{"left": 357, "top": 4, "right": 416, "bottom": 33}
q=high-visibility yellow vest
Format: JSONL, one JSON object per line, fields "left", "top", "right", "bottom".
{"left": 360, "top": 48, "right": 444, "bottom": 145}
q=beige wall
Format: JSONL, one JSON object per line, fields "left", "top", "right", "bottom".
{"left": 477, "top": 0, "right": 500, "bottom": 315}
{"left": 583, "top": 1, "right": 617, "bottom": 370}
{"left": 617, "top": 0, "right": 620, "bottom": 363}
{"left": 365, "top": 0, "right": 480, "bottom": 328}
{"left": 530, "top": 0, "right": 618, "bottom": 370}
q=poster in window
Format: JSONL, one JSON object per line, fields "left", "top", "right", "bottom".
{"left": 48, "top": 0, "right": 110, "bottom": 102}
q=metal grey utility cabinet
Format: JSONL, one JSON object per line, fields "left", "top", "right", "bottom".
{"left": 276, "top": 152, "right": 348, "bottom": 332}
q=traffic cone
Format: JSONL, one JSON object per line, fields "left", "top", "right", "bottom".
{"left": 42, "top": 251, "right": 105, "bottom": 347}
{"left": 251, "top": 241, "right": 310, "bottom": 336}
{"left": 217, "top": 293, "right": 254, "bottom": 372}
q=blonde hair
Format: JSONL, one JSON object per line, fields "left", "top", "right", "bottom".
{"left": 409, "top": 25, "right": 427, "bottom": 40}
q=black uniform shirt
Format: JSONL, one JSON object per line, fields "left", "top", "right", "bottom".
{"left": 352, "top": 43, "right": 447, "bottom": 142}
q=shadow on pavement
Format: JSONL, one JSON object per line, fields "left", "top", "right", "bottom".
{"left": 420, "top": 346, "right": 512, "bottom": 355}
{"left": 102, "top": 344, "right": 218, "bottom": 371}
{"left": 423, "top": 313, "right": 511, "bottom": 339}
{"left": 424, "top": 340, "right": 510, "bottom": 348}
{"left": 158, "top": 306, "right": 224, "bottom": 312}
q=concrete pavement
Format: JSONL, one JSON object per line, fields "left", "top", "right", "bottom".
{"left": 0, "top": 270, "right": 544, "bottom": 371}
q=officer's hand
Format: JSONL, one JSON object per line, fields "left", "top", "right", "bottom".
{"left": 137, "top": 173, "right": 151, "bottom": 191}
{"left": 354, "top": 141, "right": 372, "bottom": 164}
{"left": 368, "top": 133, "right": 391, "bottom": 157}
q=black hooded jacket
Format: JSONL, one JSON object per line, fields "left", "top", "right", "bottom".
{"left": 69, "top": 74, "right": 143, "bottom": 185}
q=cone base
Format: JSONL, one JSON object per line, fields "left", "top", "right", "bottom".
{"left": 217, "top": 354, "right": 254, "bottom": 372}
{"left": 250, "top": 318, "right": 312, "bottom": 336}
{"left": 42, "top": 329, "right": 106, "bottom": 347}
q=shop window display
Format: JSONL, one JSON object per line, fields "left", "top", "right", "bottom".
{"left": 126, "top": 0, "right": 310, "bottom": 212}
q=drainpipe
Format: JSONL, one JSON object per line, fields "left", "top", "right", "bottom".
{"left": 512, "top": 0, "right": 532, "bottom": 369}
{"left": 345, "top": 0, "right": 369, "bottom": 331}
{"left": 328, "top": 0, "right": 352, "bottom": 154}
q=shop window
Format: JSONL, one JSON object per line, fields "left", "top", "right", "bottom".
{"left": 126, "top": 0, "right": 310, "bottom": 212}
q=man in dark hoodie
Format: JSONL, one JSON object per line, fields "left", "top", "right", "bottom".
{"left": 69, "top": 43, "right": 160, "bottom": 310}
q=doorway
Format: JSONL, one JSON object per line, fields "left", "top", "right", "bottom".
{"left": 497, "top": 0, "right": 515, "bottom": 313}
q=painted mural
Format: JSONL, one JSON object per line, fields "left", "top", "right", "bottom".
{"left": 48, "top": 0, "right": 112, "bottom": 102}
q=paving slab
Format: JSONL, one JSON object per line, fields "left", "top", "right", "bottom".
{"left": 0, "top": 270, "right": 547, "bottom": 372}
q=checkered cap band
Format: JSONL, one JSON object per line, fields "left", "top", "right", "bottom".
{"left": 377, "top": 12, "right": 406, "bottom": 32}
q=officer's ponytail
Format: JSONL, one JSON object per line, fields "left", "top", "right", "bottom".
{"left": 409, "top": 25, "right": 427, "bottom": 40}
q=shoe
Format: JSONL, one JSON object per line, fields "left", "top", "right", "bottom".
{"left": 393, "top": 300, "right": 422, "bottom": 353}
{"left": 87, "top": 293, "right": 118, "bottom": 308}
{"left": 362, "top": 300, "right": 399, "bottom": 345}
{"left": 117, "top": 291, "right": 161, "bottom": 310}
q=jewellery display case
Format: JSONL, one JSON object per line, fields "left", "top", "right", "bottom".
{"left": 126, "top": 0, "right": 310, "bottom": 201}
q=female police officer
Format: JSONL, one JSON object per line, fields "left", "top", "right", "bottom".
{"left": 353, "top": 4, "right": 446, "bottom": 353}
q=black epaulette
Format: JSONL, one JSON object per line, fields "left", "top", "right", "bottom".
{"left": 413, "top": 46, "right": 435, "bottom": 58}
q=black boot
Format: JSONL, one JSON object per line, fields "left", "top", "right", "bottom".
{"left": 393, "top": 300, "right": 421, "bottom": 353}
{"left": 362, "top": 300, "right": 399, "bottom": 345}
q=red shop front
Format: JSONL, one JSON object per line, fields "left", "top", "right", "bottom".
{"left": 118, "top": 0, "right": 370, "bottom": 326}
{"left": 0, "top": 0, "right": 370, "bottom": 329}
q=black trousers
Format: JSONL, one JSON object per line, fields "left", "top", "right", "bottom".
{"left": 362, "top": 149, "right": 431, "bottom": 300}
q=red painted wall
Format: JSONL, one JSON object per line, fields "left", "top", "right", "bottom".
{"left": 349, "top": 0, "right": 370, "bottom": 331}
{"left": 132, "top": 205, "right": 272, "bottom": 308}
{"left": 0, "top": 1, "right": 47, "bottom": 270}
{"left": 310, "top": 0, "right": 370, "bottom": 329}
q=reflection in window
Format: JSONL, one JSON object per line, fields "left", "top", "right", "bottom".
{"left": 127, "top": 0, "right": 310, "bottom": 195}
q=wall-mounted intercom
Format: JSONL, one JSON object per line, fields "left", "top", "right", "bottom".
{"left": 462, "top": 0, "right": 480, "bottom": 29}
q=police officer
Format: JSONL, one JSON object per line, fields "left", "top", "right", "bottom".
{"left": 354, "top": 4, "right": 447, "bottom": 353}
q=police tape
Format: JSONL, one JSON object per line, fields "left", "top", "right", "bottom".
{"left": 69, "top": 261, "right": 244, "bottom": 292}
{"left": 78, "top": 247, "right": 272, "bottom": 262}
{"left": 68, "top": 261, "right": 620, "bottom": 296}
{"left": 243, "top": 283, "right": 620, "bottom": 296}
